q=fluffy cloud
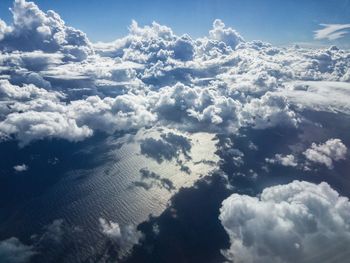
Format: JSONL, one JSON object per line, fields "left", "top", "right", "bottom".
{"left": 0, "top": 80, "right": 155, "bottom": 145}
{"left": 219, "top": 180, "right": 350, "bottom": 263}
{"left": 0, "top": 0, "right": 92, "bottom": 60}
{"left": 0, "top": 111, "right": 93, "bottom": 146}
{"left": 209, "top": 19, "right": 244, "bottom": 49}
{"left": 0, "top": 237, "right": 35, "bottom": 263}
{"left": 13, "top": 163, "right": 28, "bottom": 172}
{"left": 303, "top": 138, "right": 347, "bottom": 169}
{"left": 0, "top": 79, "right": 61, "bottom": 100}
{"left": 0, "top": 19, "right": 11, "bottom": 41}
{"left": 240, "top": 92, "right": 299, "bottom": 129}
{"left": 153, "top": 83, "right": 242, "bottom": 131}
{"left": 265, "top": 154, "right": 297, "bottom": 167}
{"left": 0, "top": 0, "right": 350, "bottom": 146}
{"left": 99, "top": 218, "right": 142, "bottom": 251}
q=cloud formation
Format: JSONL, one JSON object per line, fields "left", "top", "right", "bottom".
{"left": 0, "top": 237, "right": 35, "bottom": 263}
{"left": 314, "top": 24, "right": 350, "bottom": 40}
{"left": 0, "top": 0, "right": 349, "bottom": 146}
{"left": 99, "top": 218, "right": 142, "bottom": 251}
{"left": 13, "top": 163, "right": 28, "bottom": 172}
{"left": 219, "top": 180, "right": 350, "bottom": 263}
{"left": 0, "top": 0, "right": 92, "bottom": 60}
{"left": 265, "top": 154, "right": 297, "bottom": 167}
{"left": 303, "top": 138, "right": 347, "bottom": 169}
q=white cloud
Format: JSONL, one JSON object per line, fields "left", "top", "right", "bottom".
{"left": 99, "top": 218, "right": 142, "bottom": 252}
{"left": 0, "top": 0, "right": 92, "bottom": 60}
{"left": 209, "top": 19, "right": 244, "bottom": 49}
{"left": 13, "top": 163, "right": 28, "bottom": 172}
{"left": 314, "top": 24, "right": 350, "bottom": 40}
{"left": 0, "top": 79, "right": 61, "bottom": 101}
{"left": 303, "top": 138, "right": 347, "bottom": 169}
{"left": 99, "top": 218, "right": 122, "bottom": 240}
{"left": 219, "top": 180, "right": 350, "bottom": 263}
{"left": 277, "top": 81, "right": 350, "bottom": 114}
{"left": 0, "top": 81, "right": 155, "bottom": 145}
{"left": 0, "top": 19, "right": 11, "bottom": 41}
{"left": 239, "top": 92, "right": 299, "bottom": 129}
{"left": 0, "top": 1, "right": 349, "bottom": 146}
{"left": 0, "top": 237, "right": 36, "bottom": 263}
{"left": 0, "top": 111, "right": 93, "bottom": 146}
{"left": 265, "top": 154, "right": 298, "bottom": 167}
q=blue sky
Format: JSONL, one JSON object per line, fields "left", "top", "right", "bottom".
{"left": 1, "top": 0, "right": 350, "bottom": 46}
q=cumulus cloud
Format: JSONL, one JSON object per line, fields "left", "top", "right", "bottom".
{"left": 303, "top": 138, "right": 347, "bottom": 169}
{"left": 265, "top": 154, "right": 298, "bottom": 167}
{"left": 0, "top": 1, "right": 349, "bottom": 146}
{"left": 0, "top": 237, "right": 36, "bottom": 263}
{"left": 314, "top": 24, "right": 350, "bottom": 40}
{"left": 240, "top": 92, "right": 299, "bottom": 129}
{"left": 219, "top": 180, "right": 350, "bottom": 263}
{"left": 0, "top": 80, "right": 155, "bottom": 145}
{"left": 0, "top": 19, "right": 11, "bottom": 41}
{"left": 1, "top": 2, "right": 350, "bottom": 262}
{"left": 153, "top": 83, "right": 242, "bottom": 131}
{"left": 0, "top": 111, "right": 93, "bottom": 146}
{"left": 99, "top": 218, "right": 142, "bottom": 250}
{"left": 209, "top": 19, "right": 244, "bottom": 49}
{"left": 13, "top": 163, "right": 28, "bottom": 172}
{"left": 0, "top": 79, "right": 61, "bottom": 101}
{"left": 0, "top": 0, "right": 92, "bottom": 60}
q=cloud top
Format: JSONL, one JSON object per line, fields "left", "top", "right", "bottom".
{"left": 0, "top": 1, "right": 349, "bottom": 146}
{"left": 303, "top": 138, "right": 347, "bottom": 169}
{"left": 219, "top": 180, "right": 350, "bottom": 263}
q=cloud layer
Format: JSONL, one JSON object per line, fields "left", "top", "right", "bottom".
{"left": 0, "top": 0, "right": 349, "bottom": 148}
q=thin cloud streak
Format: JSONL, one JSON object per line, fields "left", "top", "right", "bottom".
{"left": 314, "top": 23, "right": 350, "bottom": 40}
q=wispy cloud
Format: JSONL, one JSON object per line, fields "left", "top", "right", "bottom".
{"left": 314, "top": 23, "right": 350, "bottom": 40}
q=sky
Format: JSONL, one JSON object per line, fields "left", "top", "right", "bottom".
{"left": 1, "top": 0, "right": 350, "bottom": 46}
